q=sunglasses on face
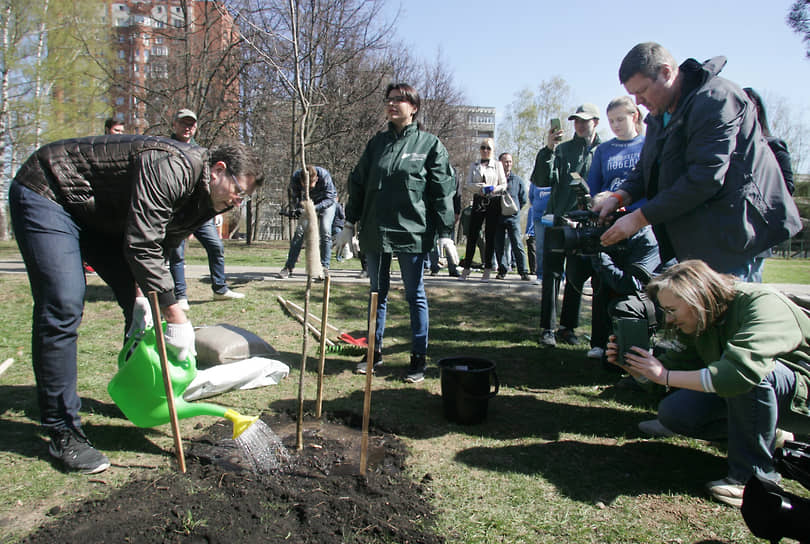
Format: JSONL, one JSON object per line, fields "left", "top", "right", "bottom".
{"left": 480, "top": 146, "right": 492, "bottom": 151}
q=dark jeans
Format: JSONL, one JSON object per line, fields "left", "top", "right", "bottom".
{"left": 495, "top": 218, "right": 528, "bottom": 275}
{"left": 9, "top": 182, "right": 136, "bottom": 431}
{"left": 539, "top": 242, "right": 594, "bottom": 330}
{"left": 169, "top": 218, "right": 227, "bottom": 297}
{"left": 526, "top": 235, "right": 536, "bottom": 275}
{"left": 464, "top": 196, "right": 500, "bottom": 270}
{"left": 366, "top": 252, "right": 428, "bottom": 354}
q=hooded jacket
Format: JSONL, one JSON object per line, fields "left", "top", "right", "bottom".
{"left": 619, "top": 56, "right": 802, "bottom": 272}
{"left": 12, "top": 134, "right": 216, "bottom": 306}
{"left": 346, "top": 122, "right": 455, "bottom": 254}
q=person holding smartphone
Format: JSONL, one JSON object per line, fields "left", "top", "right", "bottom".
{"left": 607, "top": 259, "right": 810, "bottom": 507}
{"left": 530, "top": 104, "right": 602, "bottom": 347}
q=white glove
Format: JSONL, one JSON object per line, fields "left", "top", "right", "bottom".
{"left": 332, "top": 224, "right": 354, "bottom": 252}
{"left": 438, "top": 237, "right": 460, "bottom": 266}
{"left": 164, "top": 321, "right": 196, "bottom": 362}
{"left": 126, "top": 296, "right": 153, "bottom": 338}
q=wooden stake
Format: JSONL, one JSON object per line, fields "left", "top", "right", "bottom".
{"left": 282, "top": 297, "right": 340, "bottom": 334}
{"left": 359, "top": 291, "right": 378, "bottom": 475}
{"left": 315, "top": 275, "right": 331, "bottom": 418}
{"left": 295, "top": 277, "right": 312, "bottom": 451}
{"left": 147, "top": 291, "right": 186, "bottom": 474}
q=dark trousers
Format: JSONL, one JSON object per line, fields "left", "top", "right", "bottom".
{"left": 10, "top": 182, "right": 135, "bottom": 431}
{"left": 526, "top": 235, "right": 536, "bottom": 275}
{"left": 464, "top": 196, "right": 500, "bottom": 270}
{"left": 495, "top": 218, "right": 528, "bottom": 275}
{"left": 539, "top": 240, "right": 594, "bottom": 330}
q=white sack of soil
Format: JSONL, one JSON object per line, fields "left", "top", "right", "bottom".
{"left": 183, "top": 357, "right": 290, "bottom": 401}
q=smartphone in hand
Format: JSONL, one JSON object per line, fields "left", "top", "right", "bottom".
{"left": 613, "top": 317, "right": 650, "bottom": 366}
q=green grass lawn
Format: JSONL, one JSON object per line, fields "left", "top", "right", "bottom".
{"left": 0, "top": 240, "right": 808, "bottom": 543}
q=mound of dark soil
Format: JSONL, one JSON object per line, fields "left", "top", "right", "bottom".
{"left": 22, "top": 413, "right": 444, "bottom": 544}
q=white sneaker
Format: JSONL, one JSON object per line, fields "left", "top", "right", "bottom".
{"left": 213, "top": 288, "right": 245, "bottom": 300}
{"left": 587, "top": 347, "right": 605, "bottom": 359}
{"left": 481, "top": 269, "right": 491, "bottom": 282}
{"left": 176, "top": 298, "right": 190, "bottom": 311}
{"left": 706, "top": 477, "right": 744, "bottom": 508}
{"left": 278, "top": 268, "right": 291, "bottom": 279}
{"left": 638, "top": 419, "right": 676, "bottom": 437}
{"left": 459, "top": 268, "right": 470, "bottom": 281}
{"left": 532, "top": 276, "right": 543, "bottom": 285}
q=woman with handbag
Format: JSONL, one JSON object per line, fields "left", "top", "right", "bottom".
{"left": 459, "top": 138, "right": 507, "bottom": 281}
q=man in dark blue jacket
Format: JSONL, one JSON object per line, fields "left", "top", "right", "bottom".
{"left": 279, "top": 165, "right": 337, "bottom": 277}
{"left": 596, "top": 42, "right": 801, "bottom": 277}
{"left": 495, "top": 153, "right": 530, "bottom": 280}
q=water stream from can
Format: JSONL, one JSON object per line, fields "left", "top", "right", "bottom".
{"left": 234, "top": 419, "right": 290, "bottom": 473}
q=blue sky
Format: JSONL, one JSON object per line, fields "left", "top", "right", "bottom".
{"left": 384, "top": 0, "right": 808, "bottom": 137}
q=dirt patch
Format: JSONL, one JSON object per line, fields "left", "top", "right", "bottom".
{"left": 21, "top": 413, "right": 445, "bottom": 543}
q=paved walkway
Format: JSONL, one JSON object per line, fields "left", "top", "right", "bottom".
{"left": 2, "top": 259, "right": 809, "bottom": 298}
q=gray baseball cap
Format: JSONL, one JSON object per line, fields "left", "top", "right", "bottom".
{"left": 568, "top": 103, "right": 600, "bottom": 121}
{"left": 175, "top": 108, "right": 197, "bottom": 121}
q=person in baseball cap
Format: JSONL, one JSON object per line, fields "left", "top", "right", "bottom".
{"left": 568, "top": 103, "right": 600, "bottom": 121}
{"left": 175, "top": 108, "right": 197, "bottom": 122}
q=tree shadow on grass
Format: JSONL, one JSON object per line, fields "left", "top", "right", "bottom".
{"left": 271, "top": 387, "right": 665, "bottom": 443}
{"left": 454, "top": 439, "right": 727, "bottom": 504}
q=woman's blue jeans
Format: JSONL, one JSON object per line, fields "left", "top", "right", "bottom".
{"left": 657, "top": 361, "right": 797, "bottom": 483}
{"left": 9, "top": 182, "right": 136, "bottom": 431}
{"left": 365, "top": 252, "right": 428, "bottom": 355}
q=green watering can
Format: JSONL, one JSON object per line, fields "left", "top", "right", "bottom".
{"left": 108, "top": 323, "right": 258, "bottom": 438}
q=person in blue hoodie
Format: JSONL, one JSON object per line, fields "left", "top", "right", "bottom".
{"left": 587, "top": 96, "right": 646, "bottom": 211}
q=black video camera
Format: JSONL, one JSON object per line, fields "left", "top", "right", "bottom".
{"left": 546, "top": 210, "right": 628, "bottom": 256}
{"left": 742, "top": 440, "right": 810, "bottom": 542}
{"left": 279, "top": 206, "right": 302, "bottom": 219}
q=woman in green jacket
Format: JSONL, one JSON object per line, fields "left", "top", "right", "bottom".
{"left": 345, "top": 83, "right": 456, "bottom": 383}
{"left": 607, "top": 259, "right": 810, "bottom": 507}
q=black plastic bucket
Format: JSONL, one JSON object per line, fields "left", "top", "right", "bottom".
{"left": 438, "top": 356, "right": 499, "bottom": 424}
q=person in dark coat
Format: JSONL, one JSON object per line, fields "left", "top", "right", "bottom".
{"left": 596, "top": 42, "right": 802, "bottom": 277}
{"left": 9, "top": 135, "right": 263, "bottom": 474}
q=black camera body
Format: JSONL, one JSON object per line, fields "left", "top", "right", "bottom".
{"left": 279, "top": 206, "right": 302, "bottom": 219}
{"left": 546, "top": 210, "right": 628, "bottom": 256}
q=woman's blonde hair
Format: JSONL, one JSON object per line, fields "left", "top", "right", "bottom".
{"left": 646, "top": 260, "right": 737, "bottom": 335}
{"left": 480, "top": 138, "right": 495, "bottom": 152}
{"left": 607, "top": 96, "right": 644, "bottom": 136}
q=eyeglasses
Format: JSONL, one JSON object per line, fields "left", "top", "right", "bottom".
{"left": 480, "top": 146, "right": 492, "bottom": 151}
{"left": 384, "top": 95, "right": 409, "bottom": 104}
{"left": 229, "top": 172, "right": 251, "bottom": 203}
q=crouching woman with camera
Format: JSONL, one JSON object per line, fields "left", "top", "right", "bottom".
{"left": 607, "top": 259, "right": 810, "bottom": 507}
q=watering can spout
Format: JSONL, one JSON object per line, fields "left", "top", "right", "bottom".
{"left": 223, "top": 409, "right": 259, "bottom": 439}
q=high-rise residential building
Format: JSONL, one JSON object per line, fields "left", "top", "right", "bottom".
{"left": 104, "top": 0, "right": 240, "bottom": 137}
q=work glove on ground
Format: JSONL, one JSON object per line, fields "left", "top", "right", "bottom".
{"left": 164, "top": 321, "right": 196, "bottom": 361}
{"left": 126, "top": 296, "right": 153, "bottom": 338}
{"left": 437, "top": 237, "right": 460, "bottom": 266}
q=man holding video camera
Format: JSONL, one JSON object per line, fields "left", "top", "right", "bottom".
{"left": 587, "top": 192, "right": 661, "bottom": 363}
{"left": 278, "top": 165, "right": 337, "bottom": 278}
{"left": 530, "top": 104, "right": 601, "bottom": 347}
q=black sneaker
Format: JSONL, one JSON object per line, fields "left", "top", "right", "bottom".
{"left": 355, "top": 351, "right": 383, "bottom": 374}
{"left": 49, "top": 428, "right": 110, "bottom": 474}
{"left": 556, "top": 327, "right": 580, "bottom": 345}
{"left": 404, "top": 353, "right": 427, "bottom": 383}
